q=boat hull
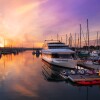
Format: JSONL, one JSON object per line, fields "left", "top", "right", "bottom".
{"left": 42, "top": 56, "right": 76, "bottom": 69}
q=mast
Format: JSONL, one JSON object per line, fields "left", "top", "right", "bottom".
{"left": 69, "top": 34, "right": 71, "bottom": 47}
{"left": 70, "top": 33, "right": 72, "bottom": 47}
{"left": 57, "top": 34, "right": 59, "bottom": 41}
{"left": 99, "top": 36, "right": 100, "bottom": 50}
{"left": 69, "top": 35, "right": 70, "bottom": 47}
{"left": 66, "top": 34, "right": 67, "bottom": 45}
{"left": 97, "top": 31, "right": 99, "bottom": 50}
{"left": 78, "top": 34, "right": 79, "bottom": 48}
{"left": 61, "top": 37, "right": 62, "bottom": 42}
{"left": 75, "top": 33, "right": 76, "bottom": 49}
{"left": 80, "top": 24, "right": 82, "bottom": 49}
{"left": 87, "top": 19, "right": 89, "bottom": 50}
{"left": 97, "top": 31, "right": 98, "bottom": 47}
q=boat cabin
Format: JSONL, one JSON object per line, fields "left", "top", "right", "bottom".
{"left": 43, "top": 42, "right": 69, "bottom": 50}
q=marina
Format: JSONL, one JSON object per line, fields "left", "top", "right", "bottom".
{"left": 0, "top": 0, "right": 100, "bottom": 100}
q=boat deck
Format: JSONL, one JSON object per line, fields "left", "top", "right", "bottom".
{"left": 77, "top": 63, "right": 100, "bottom": 70}
{"left": 68, "top": 74, "right": 100, "bottom": 82}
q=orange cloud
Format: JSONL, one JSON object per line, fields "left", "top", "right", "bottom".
{"left": 0, "top": 0, "right": 49, "bottom": 47}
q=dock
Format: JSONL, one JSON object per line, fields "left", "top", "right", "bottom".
{"left": 59, "top": 67, "right": 100, "bottom": 85}
{"left": 68, "top": 74, "right": 100, "bottom": 85}
{"left": 68, "top": 74, "right": 100, "bottom": 82}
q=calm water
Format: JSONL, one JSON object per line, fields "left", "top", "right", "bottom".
{"left": 0, "top": 51, "right": 100, "bottom": 100}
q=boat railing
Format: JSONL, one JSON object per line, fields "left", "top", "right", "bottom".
{"left": 44, "top": 39, "right": 60, "bottom": 42}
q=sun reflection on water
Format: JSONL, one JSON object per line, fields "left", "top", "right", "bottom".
{"left": 0, "top": 51, "right": 42, "bottom": 98}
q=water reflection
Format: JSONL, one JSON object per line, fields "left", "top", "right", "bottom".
{"left": 36, "top": 53, "right": 40, "bottom": 58}
{"left": 0, "top": 51, "right": 100, "bottom": 100}
{"left": 0, "top": 51, "right": 42, "bottom": 99}
{"left": 32, "top": 53, "right": 41, "bottom": 58}
{"left": 0, "top": 54, "right": 2, "bottom": 59}
{"left": 42, "top": 60, "right": 64, "bottom": 82}
{"left": 32, "top": 50, "right": 41, "bottom": 58}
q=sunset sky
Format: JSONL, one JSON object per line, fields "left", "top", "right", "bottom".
{"left": 0, "top": 0, "right": 100, "bottom": 47}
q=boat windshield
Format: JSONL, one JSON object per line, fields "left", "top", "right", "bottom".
{"left": 48, "top": 46, "right": 68, "bottom": 49}
{"left": 52, "top": 54, "right": 75, "bottom": 59}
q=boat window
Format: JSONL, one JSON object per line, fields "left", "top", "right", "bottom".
{"left": 52, "top": 54, "right": 73, "bottom": 58}
{"left": 48, "top": 46, "right": 68, "bottom": 49}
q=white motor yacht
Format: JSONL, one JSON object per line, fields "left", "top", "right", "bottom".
{"left": 42, "top": 40, "right": 77, "bottom": 69}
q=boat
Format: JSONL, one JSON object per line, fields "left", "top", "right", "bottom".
{"left": 90, "top": 56, "right": 100, "bottom": 64}
{"left": 90, "top": 50, "right": 100, "bottom": 57}
{"left": 77, "top": 50, "right": 90, "bottom": 58}
{"left": 42, "top": 40, "right": 77, "bottom": 69}
{"left": 77, "top": 80, "right": 100, "bottom": 85}
{"left": 77, "top": 57, "right": 100, "bottom": 70}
